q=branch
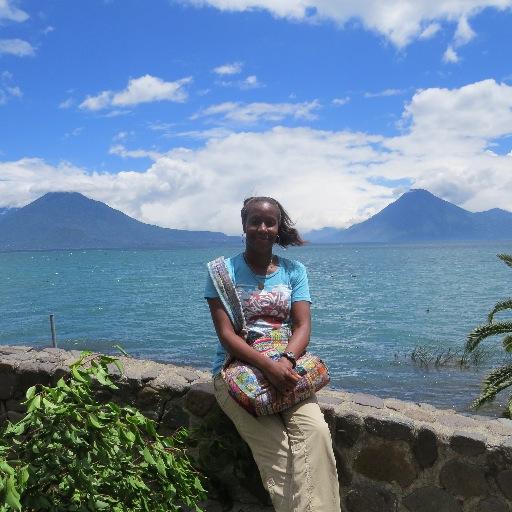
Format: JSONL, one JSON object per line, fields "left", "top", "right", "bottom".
{"left": 472, "top": 364, "right": 512, "bottom": 409}
{"left": 488, "top": 299, "right": 512, "bottom": 323}
{"left": 498, "top": 253, "right": 512, "bottom": 268}
{"left": 466, "top": 321, "right": 512, "bottom": 352}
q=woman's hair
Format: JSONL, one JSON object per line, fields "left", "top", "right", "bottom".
{"left": 241, "top": 196, "right": 305, "bottom": 248}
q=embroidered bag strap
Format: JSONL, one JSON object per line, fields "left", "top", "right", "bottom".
{"left": 207, "top": 257, "right": 248, "bottom": 339}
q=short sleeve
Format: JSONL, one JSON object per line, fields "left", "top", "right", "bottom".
{"left": 291, "top": 262, "right": 311, "bottom": 303}
{"left": 204, "top": 271, "right": 219, "bottom": 299}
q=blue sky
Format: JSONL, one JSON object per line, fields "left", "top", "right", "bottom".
{"left": 1, "top": 0, "right": 512, "bottom": 233}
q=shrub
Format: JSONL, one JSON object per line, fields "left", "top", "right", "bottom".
{"left": 0, "top": 352, "right": 206, "bottom": 511}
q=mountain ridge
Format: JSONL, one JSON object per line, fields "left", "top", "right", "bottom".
{"left": 305, "top": 189, "right": 512, "bottom": 243}
{"left": 0, "top": 192, "right": 237, "bottom": 250}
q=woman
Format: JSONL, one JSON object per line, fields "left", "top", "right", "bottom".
{"left": 205, "top": 197, "right": 341, "bottom": 512}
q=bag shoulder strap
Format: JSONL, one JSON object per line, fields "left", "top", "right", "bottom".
{"left": 207, "top": 257, "right": 247, "bottom": 338}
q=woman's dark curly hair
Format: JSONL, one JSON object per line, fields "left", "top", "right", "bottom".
{"left": 241, "top": 196, "right": 305, "bottom": 248}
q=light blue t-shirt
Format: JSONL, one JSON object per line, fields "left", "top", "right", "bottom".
{"left": 204, "top": 252, "right": 311, "bottom": 375}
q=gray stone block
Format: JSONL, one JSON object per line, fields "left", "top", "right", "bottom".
{"left": 351, "top": 393, "right": 384, "bottom": 409}
{"left": 496, "top": 469, "right": 512, "bottom": 501}
{"left": 364, "top": 415, "right": 413, "bottom": 441}
{"left": 335, "top": 414, "right": 362, "bottom": 448}
{"left": 160, "top": 398, "right": 190, "bottom": 430}
{"left": 6, "top": 399, "right": 26, "bottom": 413}
{"left": 475, "top": 496, "right": 510, "bottom": 512}
{"left": 438, "top": 413, "right": 478, "bottom": 429}
{"left": 403, "top": 486, "right": 462, "bottom": 512}
{"left": 0, "top": 370, "right": 17, "bottom": 400}
{"left": 17, "top": 361, "right": 52, "bottom": 390}
{"left": 6, "top": 410, "right": 25, "bottom": 423}
{"left": 185, "top": 382, "right": 217, "bottom": 418}
{"left": 345, "top": 482, "right": 398, "bottom": 512}
{"left": 413, "top": 427, "right": 438, "bottom": 469}
{"left": 439, "top": 460, "right": 488, "bottom": 498}
{"left": 450, "top": 430, "right": 486, "bottom": 456}
{"left": 354, "top": 442, "right": 417, "bottom": 488}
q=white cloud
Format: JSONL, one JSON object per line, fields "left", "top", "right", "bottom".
{"left": 80, "top": 90, "right": 112, "bottom": 111}
{"left": 192, "top": 100, "right": 321, "bottom": 123}
{"left": 112, "top": 131, "right": 132, "bottom": 142}
{"left": 454, "top": 16, "right": 476, "bottom": 46}
{"left": 79, "top": 75, "right": 192, "bottom": 111}
{"left": 443, "top": 45, "right": 459, "bottom": 63}
{"left": 0, "top": 38, "right": 35, "bottom": 57}
{"left": 0, "top": 71, "right": 22, "bottom": 105}
{"left": 113, "top": 75, "right": 192, "bottom": 106}
{"left": 241, "top": 75, "right": 262, "bottom": 89}
{"left": 109, "top": 144, "right": 163, "bottom": 161}
{"left": 216, "top": 74, "right": 264, "bottom": 89}
{"left": 63, "top": 127, "right": 83, "bottom": 139}
{"left": 213, "top": 62, "right": 243, "bottom": 75}
{"left": 332, "top": 97, "right": 350, "bottom": 106}
{"left": 58, "top": 97, "right": 74, "bottom": 109}
{"left": 365, "top": 88, "right": 405, "bottom": 98}
{"left": 3, "top": 79, "right": 512, "bottom": 234}
{"left": 43, "top": 25, "right": 55, "bottom": 35}
{"left": 180, "top": 0, "right": 512, "bottom": 48}
{"left": 419, "top": 22, "right": 441, "bottom": 39}
{"left": 0, "top": 0, "right": 28, "bottom": 22}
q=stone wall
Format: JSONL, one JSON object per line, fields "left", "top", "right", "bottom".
{"left": 1, "top": 345, "right": 511, "bottom": 512}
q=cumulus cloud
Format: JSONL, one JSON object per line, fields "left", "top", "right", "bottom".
{"left": 2, "top": 79, "right": 512, "bottom": 233}
{"left": 79, "top": 75, "right": 192, "bottom": 111}
{"left": 0, "top": 38, "right": 35, "bottom": 57}
{"left": 443, "top": 45, "right": 459, "bottom": 63}
{"left": 0, "top": 0, "right": 28, "bottom": 22}
{"left": 213, "top": 62, "right": 243, "bottom": 75}
{"left": 192, "top": 100, "right": 321, "bottom": 123}
{"left": 454, "top": 16, "right": 476, "bottom": 46}
{"left": 180, "top": 0, "right": 512, "bottom": 48}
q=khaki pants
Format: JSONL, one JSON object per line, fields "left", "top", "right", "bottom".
{"left": 213, "top": 375, "right": 341, "bottom": 512}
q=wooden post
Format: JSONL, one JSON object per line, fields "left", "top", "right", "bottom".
{"left": 49, "top": 314, "right": 57, "bottom": 348}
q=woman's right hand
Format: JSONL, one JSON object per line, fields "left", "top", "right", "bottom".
{"left": 263, "top": 358, "right": 301, "bottom": 394}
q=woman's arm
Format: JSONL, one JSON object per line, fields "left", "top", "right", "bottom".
{"left": 285, "top": 300, "right": 311, "bottom": 357}
{"left": 207, "top": 298, "right": 300, "bottom": 391}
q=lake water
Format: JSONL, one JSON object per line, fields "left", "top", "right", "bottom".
{"left": 2, "top": 242, "right": 512, "bottom": 415}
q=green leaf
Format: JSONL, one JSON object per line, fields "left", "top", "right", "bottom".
{"left": 27, "top": 394, "right": 41, "bottom": 412}
{"left": 142, "top": 447, "right": 156, "bottom": 466}
{"left": 466, "top": 321, "right": 512, "bottom": 352}
{"left": 498, "top": 253, "right": 512, "bottom": 268}
{"left": 25, "top": 386, "right": 36, "bottom": 400}
{"left": 5, "top": 476, "right": 21, "bottom": 510}
{"left": 122, "top": 429, "right": 135, "bottom": 443}
{"left": 71, "top": 366, "right": 88, "bottom": 383}
{"left": 488, "top": 298, "right": 512, "bottom": 323}
{"left": 503, "top": 335, "right": 512, "bottom": 352}
{"left": 88, "top": 414, "right": 103, "bottom": 429}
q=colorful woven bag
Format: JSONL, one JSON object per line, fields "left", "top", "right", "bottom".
{"left": 207, "top": 257, "right": 330, "bottom": 416}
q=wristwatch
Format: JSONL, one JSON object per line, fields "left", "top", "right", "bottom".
{"left": 280, "top": 351, "right": 297, "bottom": 368}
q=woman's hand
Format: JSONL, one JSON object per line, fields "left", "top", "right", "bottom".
{"left": 263, "top": 357, "right": 301, "bottom": 394}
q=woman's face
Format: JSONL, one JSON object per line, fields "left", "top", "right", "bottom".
{"left": 243, "top": 201, "right": 280, "bottom": 253}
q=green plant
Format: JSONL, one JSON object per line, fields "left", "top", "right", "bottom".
{"left": 0, "top": 352, "right": 206, "bottom": 511}
{"left": 466, "top": 253, "right": 512, "bottom": 418}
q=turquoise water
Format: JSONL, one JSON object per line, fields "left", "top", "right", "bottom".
{"left": 1, "top": 242, "right": 512, "bottom": 414}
